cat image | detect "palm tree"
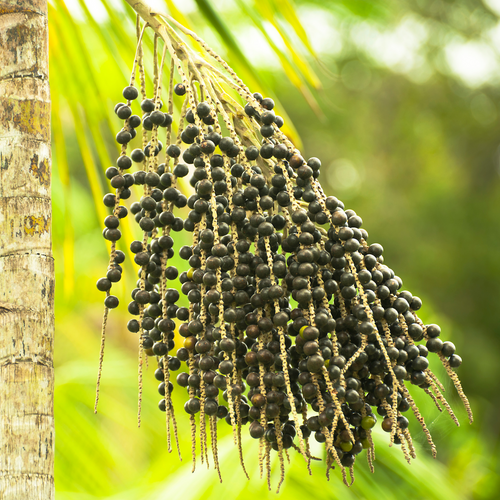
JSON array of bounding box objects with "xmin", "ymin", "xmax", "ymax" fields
[
  {"xmin": 0, "ymin": 1, "xmax": 54, "ymax": 499},
  {"xmin": 4, "ymin": 0, "xmax": 495, "ymax": 498}
]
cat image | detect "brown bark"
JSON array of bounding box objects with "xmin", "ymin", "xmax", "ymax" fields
[{"xmin": 0, "ymin": 0, "xmax": 54, "ymax": 498}]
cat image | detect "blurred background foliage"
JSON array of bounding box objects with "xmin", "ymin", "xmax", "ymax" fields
[{"xmin": 48, "ymin": 0, "xmax": 500, "ymax": 498}]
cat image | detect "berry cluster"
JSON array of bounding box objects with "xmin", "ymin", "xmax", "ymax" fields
[{"xmin": 95, "ymin": 19, "xmax": 472, "ymax": 490}]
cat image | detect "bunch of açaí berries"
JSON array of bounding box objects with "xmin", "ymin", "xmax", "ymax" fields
[{"xmin": 97, "ymin": 73, "xmax": 469, "ymax": 482}]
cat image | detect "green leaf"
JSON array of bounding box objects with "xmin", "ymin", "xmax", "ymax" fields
[
  {"xmin": 272, "ymin": 0, "xmax": 318, "ymax": 58},
  {"xmin": 235, "ymin": 0, "xmax": 325, "ymax": 119},
  {"xmin": 252, "ymin": 0, "xmax": 322, "ymax": 90}
]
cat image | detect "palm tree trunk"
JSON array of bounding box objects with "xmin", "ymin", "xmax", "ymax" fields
[{"xmin": 0, "ymin": 1, "xmax": 54, "ymax": 498}]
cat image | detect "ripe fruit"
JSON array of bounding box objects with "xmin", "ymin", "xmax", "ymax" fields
[{"xmin": 95, "ymin": 14, "xmax": 472, "ymax": 492}]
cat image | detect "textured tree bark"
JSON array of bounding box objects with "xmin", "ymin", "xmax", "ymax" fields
[{"xmin": 0, "ymin": 1, "xmax": 54, "ymax": 499}]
